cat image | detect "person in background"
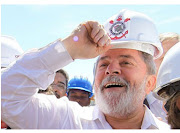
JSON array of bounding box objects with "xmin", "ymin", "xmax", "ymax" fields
[
  {"xmin": 38, "ymin": 86, "xmax": 54, "ymax": 95},
  {"xmin": 50, "ymin": 69, "xmax": 69, "ymax": 98},
  {"xmin": 1, "ymin": 9, "xmax": 169, "ymax": 129},
  {"xmin": 155, "ymin": 32, "xmax": 179, "ymax": 71},
  {"xmin": 1, "ymin": 35, "xmax": 24, "ymax": 129},
  {"xmin": 67, "ymin": 77, "xmax": 93, "ymax": 106},
  {"xmin": 154, "ymin": 42, "xmax": 180, "ymax": 129},
  {"xmin": 144, "ymin": 32, "xmax": 180, "ymax": 122}
]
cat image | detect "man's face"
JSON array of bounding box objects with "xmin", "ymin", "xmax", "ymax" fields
[
  {"xmin": 155, "ymin": 38, "xmax": 178, "ymax": 73},
  {"xmin": 51, "ymin": 73, "xmax": 67, "ymax": 98},
  {"xmin": 94, "ymin": 49, "xmax": 148, "ymax": 117},
  {"xmin": 68, "ymin": 89, "xmax": 90, "ymax": 107}
]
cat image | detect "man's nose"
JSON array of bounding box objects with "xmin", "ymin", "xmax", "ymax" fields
[{"xmin": 105, "ymin": 61, "xmax": 121, "ymax": 75}]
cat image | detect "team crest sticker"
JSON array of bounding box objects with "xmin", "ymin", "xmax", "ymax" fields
[
  {"xmin": 108, "ymin": 16, "xmax": 131, "ymax": 40},
  {"xmin": 110, "ymin": 21, "xmax": 125, "ymax": 36}
]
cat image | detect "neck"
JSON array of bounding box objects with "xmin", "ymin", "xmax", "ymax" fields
[{"xmin": 104, "ymin": 106, "xmax": 145, "ymax": 129}]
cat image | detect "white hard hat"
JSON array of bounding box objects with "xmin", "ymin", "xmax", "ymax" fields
[
  {"xmin": 1, "ymin": 35, "xmax": 24, "ymax": 68},
  {"xmin": 153, "ymin": 42, "xmax": 180, "ymax": 101},
  {"xmin": 104, "ymin": 9, "xmax": 163, "ymax": 59}
]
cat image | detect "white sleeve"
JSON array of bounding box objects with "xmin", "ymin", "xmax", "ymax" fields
[{"xmin": 1, "ymin": 40, "xmax": 74, "ymax": 129}]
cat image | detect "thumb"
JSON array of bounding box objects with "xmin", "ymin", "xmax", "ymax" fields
[{"xmin": 96, "ymin": 45, "xmax": 113, "ymax": 56}]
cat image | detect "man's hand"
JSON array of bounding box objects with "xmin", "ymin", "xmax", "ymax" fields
[{"xmin": 62, "ymin": 21, "xmax": 112, "ymax": 60}]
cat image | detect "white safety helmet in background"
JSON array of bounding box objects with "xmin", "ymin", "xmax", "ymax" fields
[
  {"xmin": 153, "ymin": 42, "xmax": 180, "ymax": 101},
  {"xmin": 104, "ymin": 9, "xmax": 163, "ymax": 59},
  {"xmin": 1, "ymin": 35, "xmax": 24, "ymax": 68}
]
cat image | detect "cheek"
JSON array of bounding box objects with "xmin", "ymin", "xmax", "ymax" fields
[
  {"xmin": 176, "ymin": 96, "xmax": 180, "ymax": 110},
  {"xmin": 94, "ymin": 70, "xmax": 105, "ymax": 88}
]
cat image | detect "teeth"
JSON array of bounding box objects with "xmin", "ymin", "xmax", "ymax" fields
[{"xmin": 105, "ymin": 83, "xmax": 124, "ymax": 88}]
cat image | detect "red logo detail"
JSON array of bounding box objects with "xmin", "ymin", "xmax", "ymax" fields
[
  {"xmin": 109, "ymin": 30, "xmax": 129, "ymax": 40},
  {"xmin": 109, "ymin": 20, "xmax": 114, "ymax": 24},
  {"xmin": 108, "ymin": 17, "xmax": 130, "ymax": 40},
  {"xmin": 124, "ymin": 18, "xmax": 130, "ymax": 22},
  {"xmin": 117, "ymin": 16, "xmax": 122, "ymax": 21}
]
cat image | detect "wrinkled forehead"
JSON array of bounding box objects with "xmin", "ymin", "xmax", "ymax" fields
[{"xmin": 99, "ymin": 48, "xmax": 141, "ymax": 61}]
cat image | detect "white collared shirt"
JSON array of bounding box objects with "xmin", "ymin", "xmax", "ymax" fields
[
  {"xmin": 146, "ymin": 92, "xmax": 167, "ymax": 122},
  {"xmin": 1, "ymin": 40, "xmax": 170, "ymax": 129}
]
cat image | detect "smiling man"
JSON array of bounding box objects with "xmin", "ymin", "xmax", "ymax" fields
[{"xmin": 1, "ymin": 9, "xmax": 169, "ymax": 129}]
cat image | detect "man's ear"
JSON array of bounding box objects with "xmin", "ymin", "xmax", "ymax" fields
[{"xmin": 145, "ymin": 75, "xmax": 156, "ymax": 95}]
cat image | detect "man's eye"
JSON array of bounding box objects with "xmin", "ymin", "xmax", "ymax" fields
[
  {"xmin": 121, "ymin": 61, "xmax": 131, "ymax": 65},
  {"xmin": 99, "ymin": 64, "xmax": 108, "ymax": 67}
]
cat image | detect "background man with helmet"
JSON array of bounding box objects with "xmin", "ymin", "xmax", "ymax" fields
[
  {"xmin": 67, "ymin": 77, "xmax": 93, "ymax": 106},
  {"xmin": 154, "ymin": 42, "xmax": 180, "ymax": 129},
  {"xmin": 1, "ymin": 9, "xmax": 169, "ymax": 129},
  {"xmin": 144, "ymin": 32, "xmax": 180, "ymax": 122},
  {"xmin": 1, "ymin": 35, "xmax": 24, "ymax": 129}
]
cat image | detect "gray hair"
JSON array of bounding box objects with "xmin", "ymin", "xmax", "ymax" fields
[{"xmin": 139, "ymin": 51, "xmax": 156, "ymax": 75}]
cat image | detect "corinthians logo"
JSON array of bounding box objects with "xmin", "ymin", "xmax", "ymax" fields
[
  {"xmin": 110, "ymin": 22, "xmax": 125, "ymax": 36},
  {"xmin": 108, "ymin": 16, "xmax": 130, "ymax": 40}
]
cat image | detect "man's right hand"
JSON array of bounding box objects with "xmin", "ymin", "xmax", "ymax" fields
[{"xmin": 62, "ymin": 21, "xmax": 112, "ymax": 60}]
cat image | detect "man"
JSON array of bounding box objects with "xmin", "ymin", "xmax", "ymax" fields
[
  {"xmin": 154, "ymin": 42, "xmax": 180, "ymax": 129},
  {"xmin": 1, "ymin": 9, "xmax": 169, "ymax": 129},
  {"xmin": 51, "ymin": 69, "xmax": 69, "ymax": 98},
  {"xmin": 145, "ymin": 32, "xmax": 180, "ymax": 122},
  {"xmin": 1, "ymin": 35, "xmax": 24, "ymax": 129},
  {"xmin": 67, "ymin": 77, "xmax": 93, "ymax": 106},
  {"xmin": 155, "ymin": 32, "xmax": 179, "ymax": 71}
]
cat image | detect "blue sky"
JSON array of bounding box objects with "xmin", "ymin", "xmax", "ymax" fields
[{"xmin": 1, "ymin": 4, "xmax": 180, "ymax": 83}]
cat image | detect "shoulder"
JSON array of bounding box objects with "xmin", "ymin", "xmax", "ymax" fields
[{"xmin": 142, "ymin": 105, "xmax": 170, "ymax": 129}]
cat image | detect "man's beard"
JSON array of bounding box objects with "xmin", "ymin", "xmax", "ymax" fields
[{"xmin": 95, "ymin": 75, "xmax": 146, "ymax": 117}]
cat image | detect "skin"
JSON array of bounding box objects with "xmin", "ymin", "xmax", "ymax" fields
[
  {"xmin": 155, "ymin": 38, "xmax": 179, "ymax": 74},
  {"xmin": 94, "ymin": 49, "xmax": 156, "ymax": 129},
  {"xmin": 176, "ymin": 96, "xmax": 180, "ymax": 110},
  {"xmin": 68, "ymin": 89, "xmax": 90, "ymax": 107},
  {"xmin": 51, "ymin": 73, "xmax": 67, "ymax": 98}
]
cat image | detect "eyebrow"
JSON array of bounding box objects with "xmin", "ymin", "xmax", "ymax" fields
[
  {"xmin": 57, "ymin": 81, "xmax": 65, "ymax": 85},
  {"xmin": 118, "ymin": 55, "xmax": 137, "ymax": 62},
  {"xmin": 99, "ymin": 54, "xmax": 136, "ymax": 62},
  {"xmin": 99, "ymin": 56, "xmax": 110, "ymax": 61}
]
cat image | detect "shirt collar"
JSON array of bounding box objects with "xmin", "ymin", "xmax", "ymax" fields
[
  {"xmin": 146, "ymin": 92, "xmax": 156, "ymax": 105},
  {"xmin": 141, "ymin": 105, "xmax": 161, "ymax": 129}
]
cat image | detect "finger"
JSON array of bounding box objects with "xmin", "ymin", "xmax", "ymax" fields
[
  {"xmin": 106, "ymin": 38, "xmax": 111, "ymax": 46},
  {"xmin": 97, "ymin": 45, "xmax": 113, "ymax": 55},
  {"xmin": 85, "ymin": 21, "xmax": 100, "ymax": 39},
  {"xmin": 97, "ymin": 35, "xmax": 107, "ymax": 46},
  {"xmin": 83, "ymin": 22, "xmax": 92, "ymax": 37},
  {"xmin": 94, "ymin": 29, "xmax": 105, "ymax": 44},
  {"xmin": 97, "ymin": 34, "xmax": 111, "ymax": 47}
]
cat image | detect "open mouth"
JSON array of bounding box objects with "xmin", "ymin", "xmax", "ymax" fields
[{"xmin": 104, "ymin": 83, "xmax": 125, "ymax": 89}]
